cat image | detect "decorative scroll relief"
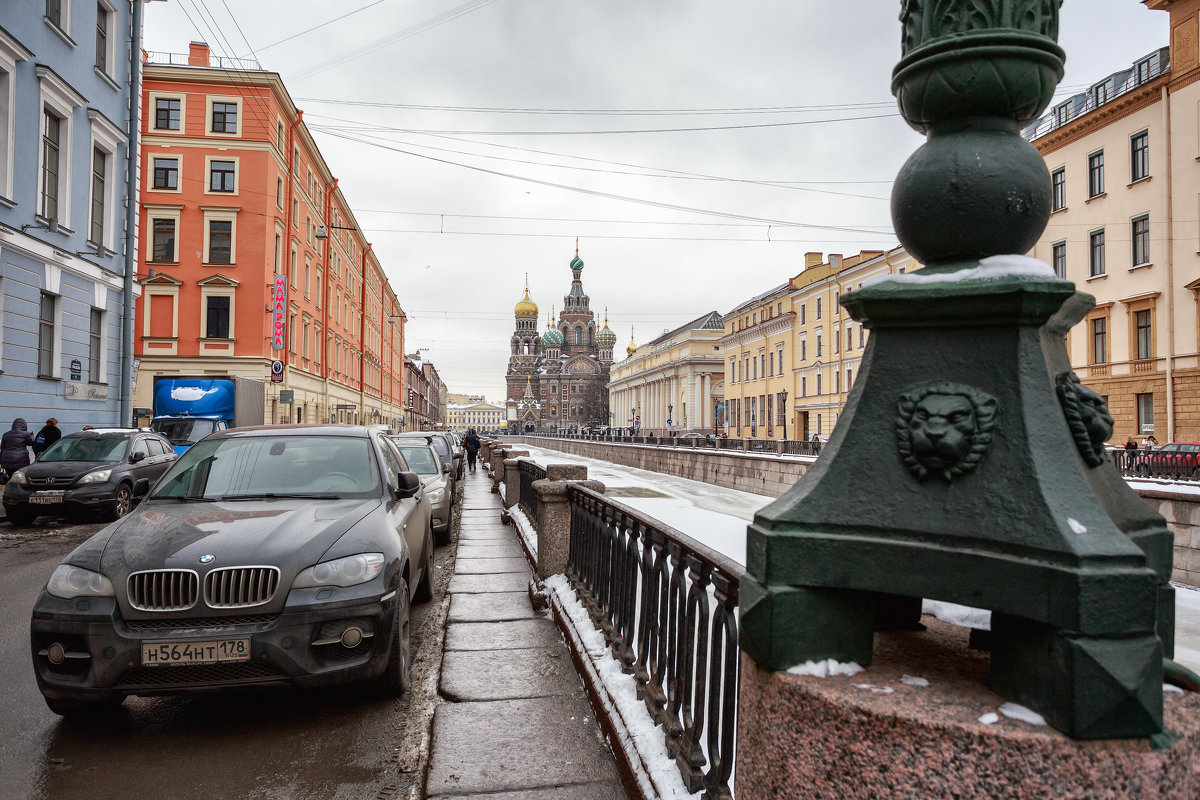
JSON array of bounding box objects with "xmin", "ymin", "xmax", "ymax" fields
[
  {"xmin": 900, "ymin": 0, "xmax": 1061, "ymax": 53},
  {"xmin": 896, "ymin": 381, "xmax": 999, "ymax": 481},
  {"xmin": 1056, "ymin": 372, "xmax": 1113, "ymax": 468}
]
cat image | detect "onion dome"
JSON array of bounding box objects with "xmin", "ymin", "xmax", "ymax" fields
[
  {"xmin": 570, "ymin": 239, "xmax": 584, "ymax": 272},
  {"xmin": 597, "ymin": 310, "xmax": 617, "ymax": 348},
  {"xmin": 514, "ymin": 279, "xmax": 538, "ymax": 317},
  {"xmin": 542, "ymin": 310, "xmax": 564, "ymax": 347},
  {"xmin": 626, "ymin": 326, "xmax": 637, "ymax": 357}
]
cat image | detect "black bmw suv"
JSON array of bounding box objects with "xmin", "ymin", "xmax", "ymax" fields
[{"xmin": 2, "ymin": 428, "xmax": 177, "ymax": 525}]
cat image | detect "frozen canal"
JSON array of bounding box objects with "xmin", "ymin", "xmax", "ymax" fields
[{"xmin": 515, "ymin": 443, "xmax": 1200, "ymax": 675}]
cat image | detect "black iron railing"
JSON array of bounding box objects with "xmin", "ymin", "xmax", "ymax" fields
[
  {"xmin": 1110, "ymin": 449, "xmax": 1200, "ymax": 482},
  {"xmin": 518, "ymin": 459, "xmax": 546, "ymax": 521},
  {"xmin": 567, "ymin": 484, "xmax": 742, "ymax": 800}
]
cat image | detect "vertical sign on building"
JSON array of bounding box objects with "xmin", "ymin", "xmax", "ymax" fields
[{"xmin": 271, "ymin": 275, "xmax": 287, "ymax": 351}]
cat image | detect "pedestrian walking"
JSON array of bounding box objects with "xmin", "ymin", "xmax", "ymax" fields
[
  {"xmin": 1124, "ymin": 437, "xmax": 1138, "ymax": 453},
  {"xmin": 1, "ymin": 418, "xmax": 36, "ymax": 481},
  {"xmin": 465, "ymin": 427, "xmax": 481, "ymax": 471},
  {"xmin": 32, "ymin": 417, "xmax": 61, "ymax": 457},
  {"xmin": 811, "ymin": 433, "xmax": 822, "ymax": 454}
]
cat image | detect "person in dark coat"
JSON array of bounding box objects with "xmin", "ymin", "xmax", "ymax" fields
[
  {"xmin": 32, "ymin": 418, "xmax": 61, "ymax": 457},
  {"xmin": 465, "ymin": 428, "xmax": 481, "ymax": 471},
  {"xmin": 1, "ymin": 418, "xmax": 36, "ymax": 476}
]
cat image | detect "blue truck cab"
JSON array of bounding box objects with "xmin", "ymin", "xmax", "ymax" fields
[{"xmin": 150, "ymin": 376, "xmax": 265, "ymax": 454}]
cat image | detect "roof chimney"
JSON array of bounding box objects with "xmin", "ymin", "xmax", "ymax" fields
[
  {"xmin": 188, "ymin": 41, "xmax": 211, "ymax": 67},
  {"xmin": 829, "ymin": 253, "xmax": 843, "ymax": 270},
  {"xmin": 804, "ymin": 252, "xmax": 823, "ymax": 270}
]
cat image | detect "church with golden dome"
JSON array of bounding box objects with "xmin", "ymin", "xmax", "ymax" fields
[{"xmin": 506, "ymin": 249, "xmax": 616, "ymax": 432}]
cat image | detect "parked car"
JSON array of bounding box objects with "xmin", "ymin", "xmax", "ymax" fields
[
  {"xmin": 1132, "ymin": 441, "xmax": 1200, "ymax": 479},
  {"xmin": 434, "ymin": 431, "xmax": 464, "ymax": 479},
  {"xmin": 30, "ymin": 424, "xmax": 434, "ymax": 716},
  {"xmin": 391, "ymin": 438, "xmax": 453, "ymax": 545},
  {"xmin": 393, "ymin": 432, "xmax": 458, "ymax": 497},
  {"xmin": 3, "ymin": 428, "xmax": 177, "ymax": 526}
]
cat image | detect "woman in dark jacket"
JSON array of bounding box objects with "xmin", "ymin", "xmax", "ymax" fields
[
  {"xmin": 32, "ymin": 418, "xmax": 61, "ymax": 457},
  {"xmin": 1, "ymin": 418, "xmax": 36, "ymax": 476},
  {"xmin": 465, "ymin": 428, "xmax": 481, "ymax": 471}
]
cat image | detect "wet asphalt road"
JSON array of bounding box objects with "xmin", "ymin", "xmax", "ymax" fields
[{"xmin": 0, "ymin": 504, "xmax": 458, "ymax": 800}]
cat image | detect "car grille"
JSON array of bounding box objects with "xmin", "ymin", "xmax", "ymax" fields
[
  {"xmin": 117, "ymin": 661, "xmax": 290, "ymax": 690},
  {"xmin": 205, "ymin": 567, "xmax": 280, "ymax": 608},
  {"xmin": 127, "ymin": 570, "xmax": 199, "ymax": 611},
  {"xmin": 124, "ymin": 614, "xmax": 279, "ymax": 632},
  {"xmin": 27, "ymin": 475, "xmax": 78, "ymax": 488}
]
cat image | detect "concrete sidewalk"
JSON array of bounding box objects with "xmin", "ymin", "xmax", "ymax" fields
[{"xmin": 424, "ymin": 466, "xmax": 629, "ymax": 800}]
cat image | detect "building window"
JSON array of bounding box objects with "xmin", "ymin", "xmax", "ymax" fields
[
  {"xmin": 1131, "ymin": 215, "xmax": 1150, "ymax": 266},
  {"xmin": 816, "ymin": 373, "xmax": 822, "ymax": 396},
  {"xmin": 799, "ymin": 303, "xmax": 805, "ymax": 324},
  {"xmin": 209, "ymin": 159, "xmax": 235, "ymax": 192},
  {"xmin": 1135, "ymin": 309, "xmax": 1152, "ymax": 360},
  {"xmin": 89, "ymin": 146, "xmax": 105, "ymax": 245},
  {"xmin": 1052, "ymin": 241, "xmax": 1066, "ymax": 279},
  {"xmin": 47, "ymin": 0, "xmax": 63, "ymax": 27},
  {"xmin": 800, "ymin": 376, "xmax": 807, "ymax": 397},
  {"xmin": 1087, "ymin": 150, "xmax": 1104, "ymax": 197},
  {"xmin": 154, "ymin": 97, "xmax": 180, "ymax": 130},
  {"xmin": 208, "ymin": 220, "xmax": 232, "ymax": 263},
  {"xmin": 88, "ymin": 308, "xmax": 102, "ymax": 382},
  {"xmin": 1051, "ymin": 167, "xmax": 1065, "ymax": 211},
  {"xmin": 816, "ymin": 332, "xmax": 822, "ymax": 358},
  {"xmin": 1091, "ymin": 317, "xmax": 1107, "ymax": 364},
  {"xmin": 1131, "ymin": 130, "xmax": 1149, "ymax": 182},
  {"xmin": 1089, "ymin": 229, "xmax": 1105, "ymax": 276},
  {"xmin": 1137, "ymin": 393, "xmax": 1154, "ymax": 434},
  {"xmin": 38, "ymin": 292, "xmax": 56, "ymax": 376},
  {"xmin": 816, "ymin": 298, "xmax": 822, "ymax": 319},
  {"xmin": 152, "ymin": 156, "xmax": 177, "ymax": 189},
  {"xmin": 276, "ymin": 120, "xmax": 284, "ymax": 150},
  {"xmin": 205, "ymin": 295, "xmax": 230, "ymax": 338},
  {"xmin": 800, "ymin": 337, "xmax": 806, "ymax": 362},
  {"xmin": 211, "ymin": 101, "xmax": 238, "ymax": 133},
  {"xmin": 95, "ymin": 2, "xmax": 113, "ymax": 75},
  {"xmin": 41, "ymin": 110, "xmax": 61, "ymax": 220},
  {"xmin": 151, "ymin": 218, "xmax": 175, "ymax": 262}
]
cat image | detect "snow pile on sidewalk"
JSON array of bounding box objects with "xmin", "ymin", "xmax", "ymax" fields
[{"xmin": 509, "ymin": 505, "xmax": 538, "ymax": 557}]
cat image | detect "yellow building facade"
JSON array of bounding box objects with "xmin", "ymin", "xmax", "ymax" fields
[
  {"xmin": 446, "ymin": 401, "xmax": 506, "ymax": 433},
  {"xmin": 608, "ymin": 312, "xmax": 726, "ymax": 434},
  {"xmin": 721, "ymin": 248, "xmax": 921, "ymax": 440}
]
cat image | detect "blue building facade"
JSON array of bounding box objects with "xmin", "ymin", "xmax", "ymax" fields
[{"xmin": 0, "ymin": 2, "xmax": 139, "ymax": 431}]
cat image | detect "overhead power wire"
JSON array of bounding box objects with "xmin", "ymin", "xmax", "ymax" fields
[
  {"xmin": 292, "ymin": 97, "xmax": 898, "ymax": 116},
  {"xmin": 251, "ymin": 0, "xmax": 389, "ymax": 54},
  {"xmin": 313, "ymin": 127, "xmax": 893, "ymax": 236},
  {"xmin": 305, "ymin": 119, "xmax": 889, "ymax": 200}
]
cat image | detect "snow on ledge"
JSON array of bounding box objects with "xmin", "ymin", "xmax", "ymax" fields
[
  {"xmin": 509, "ymin": 505, "xmax": 538, "ymax": 557},
  {"xmin": 544, "ymin": 574, "xmax": 702, "ymax": 800},
  {"xmin": 861, "ymin": 255, "xmax": 1054, "ymax": 288},
  {"xmin": 787, "ymin": 659, "xmax": 864, "ymax": 678}
]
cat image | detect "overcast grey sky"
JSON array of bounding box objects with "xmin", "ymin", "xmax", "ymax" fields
[{"xmin": 144, "ymin": 1, "xmax": 1168, "ymax": 402}]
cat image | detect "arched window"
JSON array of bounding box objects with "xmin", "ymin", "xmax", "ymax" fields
[{"xmin": 575, "ymin": 326, "xmax": 583, "ymax": 345}]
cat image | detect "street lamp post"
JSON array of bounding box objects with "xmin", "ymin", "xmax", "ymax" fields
[{"xmin": 667, "ymin": 403, "xmax": 673, "ymax": 434}]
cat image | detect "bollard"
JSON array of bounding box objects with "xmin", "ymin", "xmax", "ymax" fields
[
  {"xmin": 532, "ymin": 464, "xmax": 601, "ymax": 580},
  {"xmin": 502, "ymin": 451, "xmax": 530, "ymax": 509}
]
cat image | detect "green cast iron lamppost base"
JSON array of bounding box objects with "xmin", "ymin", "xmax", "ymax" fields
[{"xmin": 739, "ymin": 0, "xmax": 1176, "ymax": 740}]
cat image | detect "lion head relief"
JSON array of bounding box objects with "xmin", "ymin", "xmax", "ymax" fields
[{"xmin": 896, "ymin": 381, "xmax": 999, "ymax": 481}]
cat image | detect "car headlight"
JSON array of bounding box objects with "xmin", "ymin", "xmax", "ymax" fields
[
  {"xmin": 428, "ymin": 488, "xmax": 446, "ymax": 504},
  {"xmin": 292, "ymin": 553, "xmax": 385, "ymax": 589},
  {"xmin": 78, "ymin": 469, "xmax": 114, "ymax": 484},
  {"xmin": 46, "ymin": 564, "xmax": 115, "ymax": 599},
  {"xmin": 9, "ymin": 469, "xmax": 26, "ymax": 485}
]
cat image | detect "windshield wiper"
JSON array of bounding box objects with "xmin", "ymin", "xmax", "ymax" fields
[{"xmin": 217, "ymin": 493, "xmax": 344, "ymax": 501}]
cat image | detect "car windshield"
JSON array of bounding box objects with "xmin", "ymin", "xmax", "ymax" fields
[
  {"xmin": 150, "ymin": 435, "xmax": 381, "ymax": 500},
  {"xmin": 396, "ymin": 445, "xmax": 439, "ymax": 475},
  {"xmin": 38, "ymin": 435, "xmax": 127, "ymax": 463},
  {"xmin": 151, "ymin": 418, "xmax": 216, "ymax": 446}
]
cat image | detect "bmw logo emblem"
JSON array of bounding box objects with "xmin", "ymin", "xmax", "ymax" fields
[{"xmin": 199, "ymin": 554, "xmax": 216, "ymax": 564}]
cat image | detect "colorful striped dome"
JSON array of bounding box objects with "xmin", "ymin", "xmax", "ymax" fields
[
  {"xmin": 543, "ymin": 327, "xmax": 564, "ymax": 347},
  {"xmin": 597, "ymin": 325, "xmax": 616, "ymax": 348}
]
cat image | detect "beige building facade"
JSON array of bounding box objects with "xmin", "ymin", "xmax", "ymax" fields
[
  {"xmin": 609, "ymin": 312, "xmax": 725, "ymax": 434},
  {"xmin": 446, "ymin": 401, "xmax": 506, "ymax": 433},
  {"xmin": 1025, "ymin": 0, "xmax": 1200, "ymax": 443}
]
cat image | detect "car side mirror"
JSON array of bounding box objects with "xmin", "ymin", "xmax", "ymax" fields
[
  {"xmin": 130, "ymin": 451, "xmax": 146, "ymax": 463},
  {"xmin": 395, "ymin": 470, "xmax": 421, "ymax": 499},
  {"xmin": 442, "ymin": 463, "xmax": 451, "ymax": 474}
]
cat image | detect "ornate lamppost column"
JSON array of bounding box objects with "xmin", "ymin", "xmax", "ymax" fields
[{"xmin": 739, "ymin": 0, "xmax": 1180, "ymax": 740}]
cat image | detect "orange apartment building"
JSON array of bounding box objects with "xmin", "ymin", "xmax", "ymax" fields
[{"xmin": 132, "ymin": 43, "xmax": 408, "ymax": 429}]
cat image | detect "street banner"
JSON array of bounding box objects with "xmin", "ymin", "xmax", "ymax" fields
[{"xmin": 271, "ymin": 275, "xmax": 287, "ymax": 351}]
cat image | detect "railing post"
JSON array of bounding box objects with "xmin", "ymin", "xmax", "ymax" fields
[
  {"xmin": 533, "ymin": 464, "xmax": 603, "ymax": 580},
  {"xmin": 502, "ymin": 451, "xmax": 530, "ymax": 510},
  {"xmin": 489, "ymin": 445, "xmax": 510, "ymax": 493}
]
